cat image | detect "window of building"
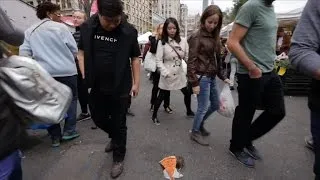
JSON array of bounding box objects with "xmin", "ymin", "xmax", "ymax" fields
[
  {"xmin": 61, "ymin": 0, "xmax": 66, "ymax": 9},
  {"xmin": 67, "ymin": 0, "xmax": 72, "ymax": 8}
]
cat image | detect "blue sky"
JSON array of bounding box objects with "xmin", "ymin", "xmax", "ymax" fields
[{"xmin": 181, "ymin": 0, "xmax": 307, "ymax": 15}]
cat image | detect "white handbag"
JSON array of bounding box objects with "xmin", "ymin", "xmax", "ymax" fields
[
  {"xmin": 0, "ymin": 55, "xmax": 72, "ymax": 124},
  {"xmin": 143, "ymin": 51, "xmax": 157, "ymax": 72}
]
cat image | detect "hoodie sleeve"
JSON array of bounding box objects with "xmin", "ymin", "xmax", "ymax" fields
[
  {"xmin": 0, "ymin": 7, "xmax": 24, "ymax": 46},
  {"xmin": 289, "ymin": 0, "xmax": 320, "ymax": 78}
]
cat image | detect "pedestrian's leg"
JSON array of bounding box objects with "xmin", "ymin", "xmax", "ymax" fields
[
  {"xmin": 202, "ymin": 78, "xmax": 220, "ymax": 121},
  {"xmin": 78, "ymin": 73, "xmax": 89, "ymax": 114},
  {"xmin": 60, "ymin": 76, "xmax": 79, "ymax": 141},
  {"xmin": 110, "ymin": 95, "xmax": 128, "ymax": 178},
  {"xmin": 164, "ymin": 91, "xmax": 171, "ymax": 109},
  {"xmin": 200, "ymin": 78, "xmax": 220, "ymax": 135},
  {"xmin": 230, "ymin": 74, "xmax": 259, "ymax": 152},
  {"xmin": 150, "ymin": 72, "xmax": 160, "ymax": 109},
  {"xmin": 311, "ymin": 111, "xmax": 320, "ymax": 179},
  {"xmin": 152, "ymin": 89, "xmax": 167, "ymax": 124},
  {"xmin": 247, "ymin": 72, "xmax": 285, "ymax": 143},
  {"xmin": 229, "ymin": 74, "xmax": 259, "ymax": 168},
  {"xmin": 181, "ymin": 86, "xmax": 193, "ymax": 115},
  {"xmin": 111, "ymin": 96, "xmax": 129, "ymax": 162},
  {"xmin": 0, "ymin": 150, "xmax": 22, "ymax": 180},
  {"xmin": 89, "ymin": 89, "xmax": 112, "ymax": 135},
  {"xmin": 192, "ymin": 77, "xmax": 210, "ymax": 133},
  {"xmin": 47, "ymin": 124, "xmax": 62, "ymax": 146}
]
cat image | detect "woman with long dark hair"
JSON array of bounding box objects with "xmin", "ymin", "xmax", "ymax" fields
[
  {"xmin": 187, "ymin": 5, "xmax": 231, "ymax": 146},
  {"xmin": 148, "ymin": 23, "xmax": 173, "ymax": 113},
  {"xmin": 151, "ymin": 17, "xmax": 194, "ymax": 125}
]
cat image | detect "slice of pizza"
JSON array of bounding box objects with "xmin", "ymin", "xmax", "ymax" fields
[{"xmin": 159, "ymin": 156, "xmax": 177, "ymax": 179}]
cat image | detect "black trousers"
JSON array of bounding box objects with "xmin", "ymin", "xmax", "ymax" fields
[
  {"xmin": 150, "ymin": 72, "xmax": 170, "ymax": 108},
  {"xmin": 89, "ymin": 89, "xmax": 129, "ymax": 162},
  {"xmin": 152, "ymin": 86, "xmax": 191, "ymax": 118},
  {"xmin": 77, "ymin": 71, "xmax": 89, "ymax": 114},
  {"xmin": 230, "ymin": 72, "xmax": 286, "ymax": 152}
]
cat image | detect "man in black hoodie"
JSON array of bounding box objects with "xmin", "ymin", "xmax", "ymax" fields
[
  {"xmin": 77, "ymin": 0, "xmax": 140, "ymax": 178},
  {"xmin": 0, "ymin": 7, "xmax": 24, "ymax": 180}
]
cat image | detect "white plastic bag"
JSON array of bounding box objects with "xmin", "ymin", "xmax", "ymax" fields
[
  {"xmin": 181, "ymin": 60, "xmax": 187, "ymax": 74},
  {"xmin": 143, "ymin": 52, "xmax": 156, "ymax": 72},
  {"xmin": 218, "ymin": 84, "xmax": 235, "ymax": 118}
]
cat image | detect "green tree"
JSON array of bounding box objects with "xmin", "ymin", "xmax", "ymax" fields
[
  {"xmin": 226, "ymin": 0, "xmax": 248, "ymax": 21},
  {"xmin": 77, "ymin": 0, "xmax": 95, "ymax": 17}
]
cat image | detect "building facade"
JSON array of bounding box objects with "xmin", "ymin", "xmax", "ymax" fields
[
  {"xmin": 122, "ymin": 0, "xmax": 152, "ymax": 34},
  {"xmin": 24, "ymin": 0, "xmax": 152, "ymax": 34},
  {"xmin": 180, "ymin": 4, "xmax": 188, "ymax": 38},
  {"xmin": 187, "ymin": 13, "xmax": 201, "ymax": 37},
  {"xmin": 24, "ymin": 0, "xmax": 80, "ymax": 14},
  {"xmin": 152, "ymin": 12, "xmax": 166, "ymax": 27},
  {"xmin": 153, "ymin": 0, "xmax": 181, "ymax": 22}
]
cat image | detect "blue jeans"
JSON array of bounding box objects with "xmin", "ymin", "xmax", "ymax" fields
[
  {"xmin": 0, "ymin": 150, "xmax": 22, "ymax": 180},
  {"xmin": 192, "ymin": 76, "xmax": 219, "ymax": 132},
  {"xmin": 48, "ymin": 75, "xmax": 78, "ymax": 139}
]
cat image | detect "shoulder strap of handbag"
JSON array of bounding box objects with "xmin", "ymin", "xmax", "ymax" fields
[
  {"xmin": 30, "ymin": 20, "xmax": 50, "ymax": 36},
  {"xmin": 167, "ymin": 42, "xmax": 183, "ymax": 61}
]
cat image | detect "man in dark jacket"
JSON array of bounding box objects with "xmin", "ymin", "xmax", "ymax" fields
[
  {"xmin": 289, "ymin": 0, "xmax": 320, "ymax": 179},
  {"xmin": 77, "ymin": 0, "xmax": 141, "ymax": 178},
  {"xmin": 0, "ymin": 7, "xmax": 24, "ymax": 180}
]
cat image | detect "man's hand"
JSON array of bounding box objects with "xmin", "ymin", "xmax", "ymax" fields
[
  {"xmin": 130, "ymin": 84, "xmax": 139, "ymax": 97},
  {"xmin": 224, "ymin": 79, "xmax": 233, "ymax": 85},
  {"xmin": 192, "ymin": 86, "xmax": 200, "ymax": 95},
  {"xmin": 249, "ymin": 66, "xmax": 262, "ymax": 79},
  {"xmin": 77, "ymin": 50, "xmax": 85, "ymax": 79}
]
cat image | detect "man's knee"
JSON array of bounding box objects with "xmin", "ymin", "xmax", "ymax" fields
[{"xmin": 269, "ymin": 108, "xmax": 286, "ymax": 122}]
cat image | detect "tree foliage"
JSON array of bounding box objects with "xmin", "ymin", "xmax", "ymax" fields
[
  {"xmin": 77, "ymin": 0, "xmax": 95, "ymax": 17},
  {"xmin": 225, "ymin": 0, "xmax": 248, "ymax": 21}
]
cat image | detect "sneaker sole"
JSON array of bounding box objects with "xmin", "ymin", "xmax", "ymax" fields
[
  {"xmin": 62, "ymin": 134, "xmax": 80, "ymax": 141},
  {"xmin": 52, "ymin": 143, "xmax": 60, "ymax": 148},
  {"xmin": 77, "ymin": 117, "xmax": 91, "ymax": 122},
  {"xmin": 228, "ymin": 150, "xmax": 255, "ymax": 168},
  {"xmin": 305, "ymin": 138, "xmax": 315, "ymax": 151},
  {"xmin": 190, "ymin": 136, "xmax": 209, "ymax": 146}
]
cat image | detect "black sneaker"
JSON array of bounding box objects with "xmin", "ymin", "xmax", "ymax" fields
[
  {"xmin": 77, "ymin": 113, "xmax": 91, "ymax": 122},
  {"xmin": 187, "ymin": 111, "xmax": 195, "ymax": 117},
  {"xmin": 229, "ymin": 150, "xmax": 255, "ymax": 168},
  {"xmin": 245, "ymin": 145, "xmax": 262, "ymax": 160},
  {"xmin": 305, "ymin": 136, "xmax": 314, "ymax": 152},
  {"xmin": 152, "ymin": 117, "xmax": 160, "ymax": 125}
]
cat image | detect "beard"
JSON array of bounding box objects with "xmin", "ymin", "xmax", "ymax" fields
[{"xmin": 265, "ymin": 0, "xmax": 275, "ymax": 6}]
